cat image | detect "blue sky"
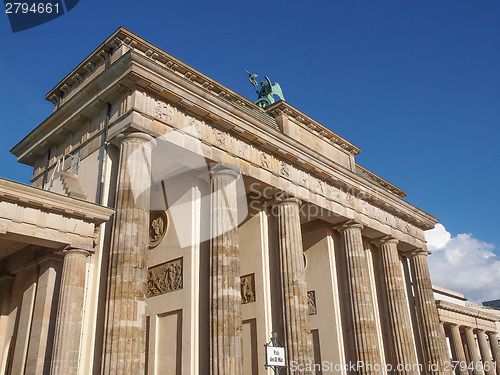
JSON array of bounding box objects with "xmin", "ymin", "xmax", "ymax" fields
[{"xmin": 1, "ymin": 0, "xmax": 499, "ymax": 266}]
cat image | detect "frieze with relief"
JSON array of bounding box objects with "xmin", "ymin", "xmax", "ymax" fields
[
  {"xmin": 147, "ymin": 258, "xmax": 183, "ymax": 297},
  {"xmin": 154, "ymin": 98, "xmax": 175, "ymax": 123},
  {"xmin": 214, "ymin": 129, "xmax": 225, "ymax": 147},
  {"xmin": 137, "ymin": 92, "xmax": 425, "ymax": 242},
  {"xmin": 279, "ymin": 161, "xmax": 290, "ymax": 178},
  {"xmin": 259, "ymin": 151, "xmax": 271, "ymax": 169}
]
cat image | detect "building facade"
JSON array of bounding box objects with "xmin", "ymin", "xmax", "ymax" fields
[
  {"xmin": 434, "ymin": 287, "xmax": 500, "ymax": 375},
  {"xmin": 1, "ymin": 27, "xmax": 499, "ymax": 374}
]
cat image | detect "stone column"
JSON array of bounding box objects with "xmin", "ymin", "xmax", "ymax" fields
[
  {"xmin": 464, "ymin": 327, "xmax": 484, "ymax": 375},
  {"xmin": 339, "ymin": 221, "xmax": 381, "ymax": 374},
  {"xmin": 0, "ymin": 274, "xmax": 15, "ymax": 358},
  {"xmin": 376, "ymin": 237, "xmax": 419, "ymax": 374},
  {"xmin": 26, "ymin": 255, "xmax": 62, "ymax": 375},
  {"xmin": 10, "ymin": 263, "xmax": 38, "ymax": 375},
  {"xmin": 486, "ymin": 332, "xmax": 500, "ymax": 375},
  {"xmin": 449, "ymin": 325, "xmax": 469, "ymax": 375},
  {"xmin": 277, "ymin": 197, "xmax": 314, "ymax": 373},
  {"xmin": 209, "ymin": 164, "xmax": 243, "ymax": 375},
  {"xmin": 408, "ymin": 249, "xmax": 452, "ymax": 374},
  {"xmin": 477, "ymin": 331, "xmax": 495, "ymax": 375},
  {"xmin": 50, "ymin": 249, "xmax": 90, "ymax": 375},
  {"xmin": 103, "ymin": 132, "xmax": 153, "ymax": 374}
]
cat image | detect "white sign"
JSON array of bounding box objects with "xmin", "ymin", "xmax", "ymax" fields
[{"xmin": 266, "ymin": 346, "xmax": 286, "ymax": 367}]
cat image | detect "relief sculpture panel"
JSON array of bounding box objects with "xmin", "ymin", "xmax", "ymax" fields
[
  {"xmin": 308, "ymin": 290, "xmax": 317, "ymax": 315},
  {"xmin": 147, "ymin": 257, "xmax": 183, "ymax": 297},
  {"xmin": 241, "ymin": 274, "xmax": 256, "ymax": 304},
  {"xmin": 149, "ymin": 211, "xmax": 168, "ymax": 249}
]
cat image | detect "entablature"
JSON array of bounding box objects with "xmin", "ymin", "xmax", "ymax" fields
[
  {"xmin": 437, "ymin": 300, "xmax": 499, "ymax": 332},
  {"xmin": 0, "ymin": 178, "xmax": 113, "ymax": 255},
  {"xmin": 266, "ymin": 101, "xmax": 361, "ymax": 157},
  {"xmin": 0, "ymin": 178, "xmax": 113, "ymax": 223},
  {"xmin": 12, "ymin": 33, "xmax": 438, "ymax": 241}
]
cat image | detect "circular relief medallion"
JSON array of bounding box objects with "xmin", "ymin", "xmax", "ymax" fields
[{"xmin": 149, "ymin": 211, "xmax": 168, "ymax": 249}]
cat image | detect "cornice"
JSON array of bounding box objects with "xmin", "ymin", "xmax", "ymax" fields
[
  {"xmin": 0, "ymin": 178, "xmax": 114, "ymax": 224},
  {"xmin": 45, "ymin": 27, "xmax": 261, "ymax": 112},
  {"xmin": 436, "ymin": 300, "xmax": 499, "ymax": 322},
  {"xmin": 266, "ymin": 101, "xmax": 362, "ymax": 156},
  {"xmin": 355, "ymin": 164, "xmax": 407, "ymax": 198},
  {"xmin": 11, "ymin": 50, "xmax": 134, "ymax": 164}
]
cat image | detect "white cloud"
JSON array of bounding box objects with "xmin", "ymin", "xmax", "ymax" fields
[{"xmin": 425, "ymin": 224, "xmax": 500, "ymax": 304}]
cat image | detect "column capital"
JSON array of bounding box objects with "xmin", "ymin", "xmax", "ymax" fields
[
  {"xmin": 109, "ymin": 130, "xmax": 156, "ymax": 148},
  {"xmin": 372, "ymin": 235, "xmax": 399, "ymax": 247},
  {"xmin": 276, "ymin": 195, "xmax": 301, "ymax": 206},
  {"xmin": 209, "ymin": 162, "xmax": 241, "ymax": 181},
  {"xmin": 62, "ymin": 247, "xmax": 92, "ymax": 258},
  {"xmin": 407, "ymin": 248, "xmax": 431, "ymax": 258},
  {"xmin": 36, "ymin": 253, "xmax": 64, "ymax": 268},
  {"xmin": 116, "ymin": 130, "xmax": 155, "ymax": 144},
  {"xmin": 335, "ymin": 219, "xmax": 363, "ymax": 232},
  {"xmin": 268, "ymin": 193, "xmax": 302, "ymax": 208}
]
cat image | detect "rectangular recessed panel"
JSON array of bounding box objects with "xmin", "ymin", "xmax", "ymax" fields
[
  {"xmin": 312, "ymin": 329, "xmax": 323, "ymax": 375},
  {"xmin": 242, "ymin": 319, "xmax": 258, "ymax": 375},
  {"xmin": 156, "ymin": 310, "xmax": 182, "ymax": 375}
]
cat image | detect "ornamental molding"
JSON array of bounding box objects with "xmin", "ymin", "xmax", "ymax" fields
[
  {"xmin": 267, "ymin": 101, "xmax": 362, "ymax": 156},
  {"xmin": 355, "ymin": 165, "xmax": 406, "ymax": 198}
]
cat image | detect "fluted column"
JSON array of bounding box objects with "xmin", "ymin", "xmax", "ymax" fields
[
  {"xmin": 449, "ymin": 325, "xmax": 469, "ymax": 375},
  {"xmin": 477, "ymin": 331, "xmax": 495, "ymax": 375},
  {"xmin": 50, "ymin": 248, "xmax": 90, "ymax": 375},
  {"xmin": 0, "ymin": 274, "xmax": 15, "ymax": 370},
  {"xmin": 464, "ymin": 328, "xmax": 484, "ymax": 375},
  {"xmin": 25, "ymin": 255, "xmax": 62, "ymax": 375},
  {"xmin": 376, "ymin": 237, "xmax": 419, "ymax": 374},
  {"xmin": 486, "ymin": 332, "xmax": 500, "ymax": 375},
  {"xmin": 408, "ymin": 249, "xmax": 452, "ymax": 374},
  {"xmin": 339, "ymin": 221, "xmax": 381, "ymax": 374},
  {"xmin": 277, "ymin": 197, "xmax": 314, "ymax": 373},
  {"xmin": 103, "ymin": 132, "xmax": 153, "ymax": 374},
  {"xmin": 210, "ymin": 164, "xmax": 243, "ymax": 375}
]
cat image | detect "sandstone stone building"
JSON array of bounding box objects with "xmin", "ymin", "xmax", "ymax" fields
[
  {"xmin": 1, "ymin": 27, "xmax": 499, "ymax": 374},
  {"xmin": 434, "ymin": 287, "xmax": 500, "ymax": 375}
]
